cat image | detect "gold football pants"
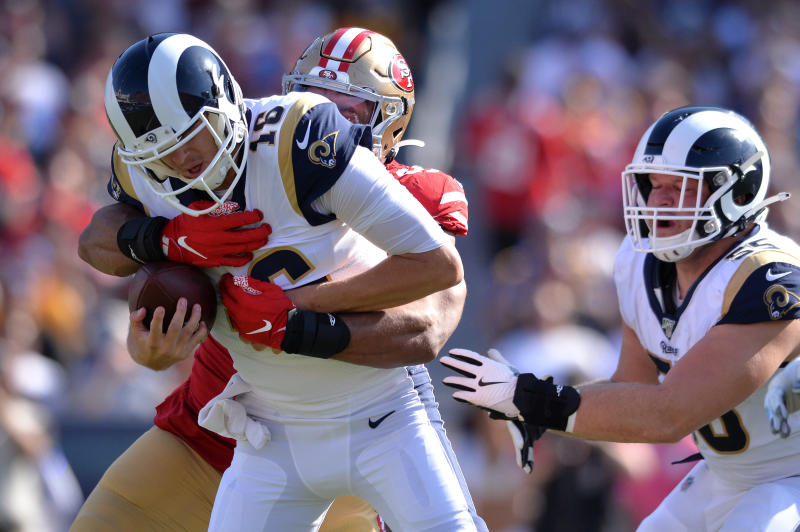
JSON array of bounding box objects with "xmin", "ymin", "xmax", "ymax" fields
[{"xmin": 69, "ymin": 426, "xmax": 381, "ymax": 531}]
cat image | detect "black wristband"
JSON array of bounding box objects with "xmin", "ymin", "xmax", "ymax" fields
[
  {"xmin": 280, "ymin": 309, "xmax": 351, "ymax": 358},
  {"xmin": 513, "ymin": 373, "xmax": 581, "ymax": 431},
  {"xmin": 117, "ymin": 217, "xmax": 169, "ymax": 264}
]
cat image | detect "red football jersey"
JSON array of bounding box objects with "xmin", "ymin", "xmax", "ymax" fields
[
  {"xmin": 385, "ymin": 161, "xmax": 468, "ymax": 236},
  {"xmin": 153, "ymin": 334, "xmax": 236, "ymax": 472},
  {"xmin": 153, "ymin": 161, "xmax": 469, "ymax": 472}
]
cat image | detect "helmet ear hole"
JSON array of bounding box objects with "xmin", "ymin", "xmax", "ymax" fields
[{"xmin": 731, "ymin": 164, "xmax": 762, "ymax": 206}]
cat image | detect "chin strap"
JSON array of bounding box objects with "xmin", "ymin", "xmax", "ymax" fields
[
  {"xmin": 384, "ymin": 139, "xmax": 426, "ymax": 163},
  {"xmin": 746, "ymin": 191, "xmax": 791, "ymax": 218},
  {"xmin": 728, "ymin": 191, "xmax": 791, "ymax": 237},
  {"xmin": 395, "ymin": 139, "xmax": 425, "ymax": 150}
]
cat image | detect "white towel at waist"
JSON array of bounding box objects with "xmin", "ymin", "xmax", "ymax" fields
[{"xmin": 198, "ymin": 373, "xmax": 271, "ymax": 449}]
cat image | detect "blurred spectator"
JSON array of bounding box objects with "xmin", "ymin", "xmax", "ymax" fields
[
  {"xmin": 461, "ymin": 62, "xmax": 552, "ymax": 255},
  {"xmin": 0, "ymin": 276, "xmax": 82, "ymax": 531},
  {"xmin": 0, "ymin": 125, "xmax": 43, "ymax": 251}
]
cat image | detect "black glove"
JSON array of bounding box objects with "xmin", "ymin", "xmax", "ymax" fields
[{"xmin": 490, "ymin": 410, "xmax": 546, "ymax": 474}]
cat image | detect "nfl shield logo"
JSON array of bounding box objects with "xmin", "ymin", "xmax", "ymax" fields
[{"xmin": 661, "ymin": 317, "xmax": 676, "ymax": 339}]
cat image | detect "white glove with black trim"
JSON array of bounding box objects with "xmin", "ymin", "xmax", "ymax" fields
[
  {"xmin": 486, "ymin": 348, "xmax": 545, "ymax": 474},
  {"xmin": 441, "ymin": 348, "xmax": 521, "ymax": 419},
  {"xmin": 442, "ymin": 348, "xmax": 543, "ymax": 473},
  {"xmin": 765, "ymin": 357, "xmax": 800, "ymax": 438},
  {"xmin": 505, "ymin": 419, "xmax": 535, "ymax": 473}
]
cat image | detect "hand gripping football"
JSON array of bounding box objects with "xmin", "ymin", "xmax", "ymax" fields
[{"xmin": 127, "ymin": 261, "xmax": 217, "ymax": 333}]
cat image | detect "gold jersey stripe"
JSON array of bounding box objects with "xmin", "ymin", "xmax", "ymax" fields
[
  {"xmin": 112, "ymin": 146, "xmax": 139, "ymax": 200},
  {"xmin": 111, "ymin": 146, "xmax": 153, "ymax": 216},
  {"xmin": 722, "ymin": 250, "xmax": 800, "ymax": 316},
  {"xmin": 278, "ymin": 93, "xmax": 329, "ymax": 217}
]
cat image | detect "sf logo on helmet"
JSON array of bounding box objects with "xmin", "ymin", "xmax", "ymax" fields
[
  {"xmin": 308, "ymin": 131, "xmax": 338, "ymax": 168},
  {"xmin": 319, "ymin": 69, "xmax": 338, "ymax": 80},
  {"xmin": 389, "ymin": 54, "xmax": 414, "ymax": 92}
]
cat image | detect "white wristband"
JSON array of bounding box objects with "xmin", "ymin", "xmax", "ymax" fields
[{"xmin": 565, "ymin": 411, "xmax": 578, "ymax": 433}]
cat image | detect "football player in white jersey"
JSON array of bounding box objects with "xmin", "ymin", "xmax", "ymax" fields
[
  {"xmin": 96, "ymin": 33, "xmax": 475, "ymax": 532},
  {"xmin": 76, "ymin": 29, "xmax": 484, "ymax": 532},
  {"xmin": 440, "ymin": 106, "xmax": 800, "ymax": 531}
]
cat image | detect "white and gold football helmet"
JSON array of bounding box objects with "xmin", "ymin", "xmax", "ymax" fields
[{"xmin": 282, "ymin": 27, "xmax": 415, "ymax": 162}]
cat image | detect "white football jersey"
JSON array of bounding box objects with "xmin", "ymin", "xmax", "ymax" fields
[
  {"xmin": 615, "ymin": 224, "xmax": 800, "ymax": 488},
  {"xmin": 109, "ymin": 91, "xmax": 448, "ymax": 417}
]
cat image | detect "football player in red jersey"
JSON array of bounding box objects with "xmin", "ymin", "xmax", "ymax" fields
[{"xmin": 74, "ymin": 29, "xmax": 485, "ymax": 532}]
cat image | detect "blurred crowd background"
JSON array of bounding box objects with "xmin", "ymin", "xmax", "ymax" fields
[{"xmin": 1, "ymin": 0, "xmax": 800, "ymax": 530}]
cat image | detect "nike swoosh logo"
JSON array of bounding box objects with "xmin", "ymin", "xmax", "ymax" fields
[
  {"xmin": 478, "ymin": 378, "xmax": 506, "ymax": 387},
  {"xmin": 295, "ymin": 122, "xmax": 311, "ymax": 150},
  {"xmin": 246, "ymin": 320, "xmax": 273, "ymax": 335},
  {"xmin": 177, "ymin": 236, "xmax": 208, "ymax": 259},
  {"xmin": 368, "ymin": 410, "xmax": 395, "ymax": 429},
  {"xmin": 127, "ymin": 245, "xmax": 142, "ymax": 264},
  {"xmin": 766, "ymin": 268, "xmax": 791, "ymax": 282}
]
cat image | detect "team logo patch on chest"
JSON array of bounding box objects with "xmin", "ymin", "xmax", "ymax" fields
[
  {"xmin": 764, "ymin": 284, "xmax": 800, "ymax": 319},
  {"xmin": 309, "ymin": 131, "xmax": 338, "ymax": 168}
]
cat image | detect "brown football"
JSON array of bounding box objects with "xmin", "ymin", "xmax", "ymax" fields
[{"xmin": 127, "ymin": 261, "xmax": 217, "ymax": 333}]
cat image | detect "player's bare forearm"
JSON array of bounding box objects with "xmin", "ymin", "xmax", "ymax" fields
[
  {"xmin": 333, "ymin": 280, "xmax": 467, "ymax": 368},
  {"xmin": 79, "ymin": 203, "xmax": 143, "ymax": 277},
  {"xmin": 571, "ymin": 320, "xmax": 800, "ymax": 443},
  {"xmin": 288, "ymin": 243, "xmax": 464, "ymax": 313}
]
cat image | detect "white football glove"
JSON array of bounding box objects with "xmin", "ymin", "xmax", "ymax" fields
[
  {"xmin": 441, "ymin": 348, "xmax": 521, "ymax": 420},
  {"xmin": 484, "ymin": 348, "xmax": 544, "ymax": 473},
  {"xmin": 765, "ymin": 357, "xmax": 800, "ymax": 438}
]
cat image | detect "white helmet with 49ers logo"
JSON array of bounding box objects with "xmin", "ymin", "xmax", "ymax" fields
[{"xmin": 282, "ymin": 27, "xmax": 415, "ymax": 162}]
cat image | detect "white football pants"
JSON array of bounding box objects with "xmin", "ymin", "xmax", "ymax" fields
[
  {"xmin": 208, "ymin": 385, "xmax": 476, "ymax": 532},
  {"xmin": 638, "ymin": 460, "xmax": 800, "ymax": 531}
]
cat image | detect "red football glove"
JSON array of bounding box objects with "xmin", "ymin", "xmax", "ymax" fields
[
  {"xmin": 161, "ymin": 201, "xmax": 271, "ymax": 267},
  {"xmin": 219, "ymin": 273, "xmax": 295, "ymax": 350}
]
